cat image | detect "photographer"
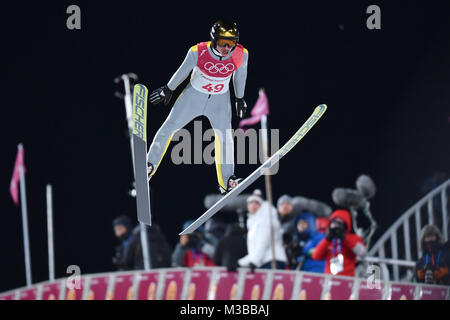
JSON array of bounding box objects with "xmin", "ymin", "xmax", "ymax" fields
[
  {"xmin": 414, "ymin": 225, "xmax": 450, "ymax": 285},
  {"xmin": 312, "ymin": 209, "xmax": 366, "ymax": 276}
]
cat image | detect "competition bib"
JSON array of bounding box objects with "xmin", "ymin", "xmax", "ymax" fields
[{"xmin": 190, "ymin": 41, "xmax": 244, "ymax": 95}]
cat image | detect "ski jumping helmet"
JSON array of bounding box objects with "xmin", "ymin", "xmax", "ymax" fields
[{"xmin": 210, "ymin": 19, "xmax": 239, "ymax": 49}]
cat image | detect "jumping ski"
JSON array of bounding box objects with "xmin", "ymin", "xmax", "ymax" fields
[
  {"xmin": 180, "ymin": 104, "xmax": 327, "ymax": 235},
  {"xmin": 132, "ymin": 84, "xmax": 152, "ymax": 225}
]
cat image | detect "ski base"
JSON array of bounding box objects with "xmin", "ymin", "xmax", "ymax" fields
[
  {"xmin": 180, "ymin": 104, "xmax": 327, "ymax": 235},
  {"xmin": 132, "ymin": 84, "xmax": 152, "ymax": 225}
]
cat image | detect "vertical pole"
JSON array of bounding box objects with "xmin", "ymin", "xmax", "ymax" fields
[
  {"xmin": 46, "ymin": 184, "xmax": 55, "ymax": 281},
  {"xmin": 442, "ymin": 189, "xmax": 448, "ymax": 242},
  {"xmin": 19, "ymin": 163, "xmax": 32, "ymax": 286},
  {"xmin": 261, "ymin": 114, "xmax": 276, "ymax": 270}
]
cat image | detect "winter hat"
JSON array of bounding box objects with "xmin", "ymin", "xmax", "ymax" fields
[
  {"xmin": 113, "ymin": 215, "xmax": 132, "ymax": 230},
  {"xmin": 247, "ymin": 189, "xmax": 264, "ymax": 205},
  {"xmin": 420, "ymin": 224, "xmax": 443, "ymax": 251},
  {"xmin": 277, "ymin": 194, "xmax": 292, "ymax": 207}
]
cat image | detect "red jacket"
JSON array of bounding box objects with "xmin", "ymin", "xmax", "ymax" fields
[
  {"xmin": 312, "ymin": 209, "xmax": 365, "ymax": 276},
  {"xmin": 183, "ymin": 249, "xmax": 216, "ymax": 267}
]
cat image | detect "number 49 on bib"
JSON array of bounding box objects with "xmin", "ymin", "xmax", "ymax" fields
[{"xmin": 202, "ymin": 83, "xmax": 224, "ymax": 93}]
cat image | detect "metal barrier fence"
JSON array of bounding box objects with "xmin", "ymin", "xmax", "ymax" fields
[
  {"xmin": 1, "ymin": 267, "xmax": 448, "ymax": 300},
  {"xmin": 367, "ymin": 179, "xmax": 450, "ymax": 282}
]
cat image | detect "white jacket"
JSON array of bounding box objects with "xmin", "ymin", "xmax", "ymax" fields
[{"xmin": 238, "ymin": 201, "xmax": 287, "ymax": 267}]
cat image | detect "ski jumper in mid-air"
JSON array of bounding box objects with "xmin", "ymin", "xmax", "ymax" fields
[{"xmin": 147, "ymin": 19, "xmax": 249, "ymax": 193}]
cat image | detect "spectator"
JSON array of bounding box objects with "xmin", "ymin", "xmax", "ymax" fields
[
  {"xmin": 172, "ymin": 220, "xmax": 216, "ymax": 267},
  {"xmin": 277, "ymin": 195, "xmax": 299, "ymax": 241},
  {"xmin": 315, "ymin": 217, "xmax": 329, "ymax": 234},
  {"xmin": 112, "ymin": 215, "xmax": 140, "ymax": 271},
  {"xmin": 182, "ymin": 232, "xmax": 216, "ymax": 267},
  {"xmin": 414, "ymin": 225, "xmax": 450, "ymax": 285},
  {"xmin": 312, "ymin": 209, "xmax": 366, "ymax": 276},
  {"xmin": 213, "ymin": 223, "xmax": 247, "ymax": 271},
  {"xmin": 238, "ymin": 190, "xmax": 287, "ymax": 270},
  {"xmin": 172, "ymin": 234, "xmax": 190, "ymax": 267},
  {"xmin": 294, "ymin": 212, "xmax": 325, "ymax": 273},
  {"xmin": 204, "ymin": 218, "xmax": 227, "ymax": 246},
  {"xmin": 132, "ymin": 224, "xmax": 172, "ymax": 269}
]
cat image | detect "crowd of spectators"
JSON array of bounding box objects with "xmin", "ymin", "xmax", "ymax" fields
[
  {"xmin": 111, "ymin": 189, "xmax": 373, "ymax": 278},
  {"xmin": 111, "ymin": 189, "xmax": 450, "ymax": 284}
]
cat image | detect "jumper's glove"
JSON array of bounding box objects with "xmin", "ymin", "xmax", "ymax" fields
[
  {"xmin": 235, "ymin": 98, "xmax": 247, "ymax": 118},
  {"xmin": 149, "ymin": 85, "xmax": 173, "ymax": 106}
]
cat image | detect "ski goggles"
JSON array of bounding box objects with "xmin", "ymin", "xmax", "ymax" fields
[{"xmin": 216, "ymin": 38, "xmax": 237, "ymax": 48}]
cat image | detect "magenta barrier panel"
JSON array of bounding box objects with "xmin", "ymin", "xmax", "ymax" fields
[
  {"xmin": 63, "ymin": 277, "xmax": 86, "ymax": 300},
  {"xmin": 18, "ymin": 287, "xmax": 38, "ymax": 300},
  {"xmin": 270, "ymin": 271, "xmax": 297, "ymax": 300},
  {"xmin": 87, "ymin": 275, "xmax": 111, "ymax": 300},
  {"xmin": 213, "ymin": 270, "xmax": 240, "ymax": 300},
  {"xmin": 241, "ymin": 271, "xmax": 267, "ymax": 300},
  {"xmin": 111, "ymin": 274, "xmax": 135, "ymax": 300},
  {"xmin": 418, "ymin": 285, "xmax": 449, "ymax": 300},
  {"xmin": 2, "ymin": 268, "xmax": 449, "ymax": 300},
  {"xmin": 186, "ymin": 268, "xmax": 213, "ymax": 300},
  {"xmin": 0, "ymin": 292, "xmax": 16, "ymax": 300},
  {"xmin": 389, "ymin": 283, "xmax": 416, "ymax": 300},
  {"xmin": 162, "ymin": 270, "xmax": 186, "ymax": 300},
  {"xmin": 327, "ymin": 277, "xmax": 355, "ymax": 300},
  {"xmin": 41, "ymin": 282, "xmax": 62, "ymax": 300},
  {"xmin": 358, "ymin": 280, "xmax": 384, "ymax": 300},
  {"xmin": 296, "ymin": 274, "xmax": 325, "ymax": 300},
  {"xmin": 136, "ymin": 272, "xmax": 160, "ymax": 300}
]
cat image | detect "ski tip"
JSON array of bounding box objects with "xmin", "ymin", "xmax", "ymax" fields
[{"xmin": 179, "ymin": 229, "xmax": 191, "ymax": 236}]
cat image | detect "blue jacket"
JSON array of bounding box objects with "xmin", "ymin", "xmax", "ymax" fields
[{"xmin": 295, "ymin": 212, "xmax": 326, "ymax": 273}]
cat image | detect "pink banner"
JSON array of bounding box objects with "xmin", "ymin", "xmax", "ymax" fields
[
  {"xmin": 111, "ymin": 274, "xmax": 135, "ymax": 300},
  {"xmin": 270, "ymin": 272, "xmax": 297, "ymax": 300},
  {"xmin": 136, "ymin": 272, "xmax": 160, "ymax": 300},
  {"xmin": 241, "ymin": 271, "xmax": 267, "ymax": 300},
  {"xmin": 297, "ymin": 274, "xmax": 325, "ymax": 300},
  {"xmin": 10, "ymin": 145, "xmax": 25, "ymax": 205},
  {"xmin": 419, "ymin": 286, "xmax": 448, "ymax": 300},
  {"xmin": 18, "ymin": 287, "xmax": 38, "ymax": 300},
  {"xmin": 87, "ymin": 276, "xmax": 110, "ymax": 300},
  {"xmin": 186, "ymin": 269, "xmax": 213, "ymax": 300},
  {"xmin": 238, "ymin": 89, "xmax": 269, "ymax": 129},
  {"xmin": 358, "ymin": 280, "xmax": 384, "ymax": 300},
  {"xmin": 214, "ymin": 270, "xmax": 240, "ymax": 300},
  {"xmin": 327, "ymin": 278, "xmax": 355, "ymax": 300},
  {"xmin": 389, "ymin": 283, "xmax": 416, "ymax": 300},
  {"xmin": 64, "ymin": 277, "xmax": 85, "ymax": 300},
  {"xmin": 42, "ymin": 282, "xmax": 62, "ymax": 300},
  {"xmin": 162, "ymin": 271, "xmax": 186, "ymax": 300}
]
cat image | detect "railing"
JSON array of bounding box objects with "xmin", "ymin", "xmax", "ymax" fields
[
  {"xmin": 366, "ymin": 179, "xmax": 450, "ymax": 282},
  {"xmin": 0, "ymin": 267, "xmax": 448, "ymax": 300}
]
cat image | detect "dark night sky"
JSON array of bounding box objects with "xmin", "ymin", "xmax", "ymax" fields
[{"xmin": 1, "ymin": 1, "xmax": 449, "ymax": 291}]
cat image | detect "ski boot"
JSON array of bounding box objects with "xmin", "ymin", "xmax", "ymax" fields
[
  {"xmin": 219, "ymin": 175, "xmax": 243, "ymax": 194},
  {"xmin": 147, "ymin": 163, "xmax": 154, "ymax": 182}
]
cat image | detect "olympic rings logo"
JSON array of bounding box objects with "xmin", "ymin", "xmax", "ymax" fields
[{"xmin": 204, "ymin": 62, "xmax": 235, "ymax": 74}]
